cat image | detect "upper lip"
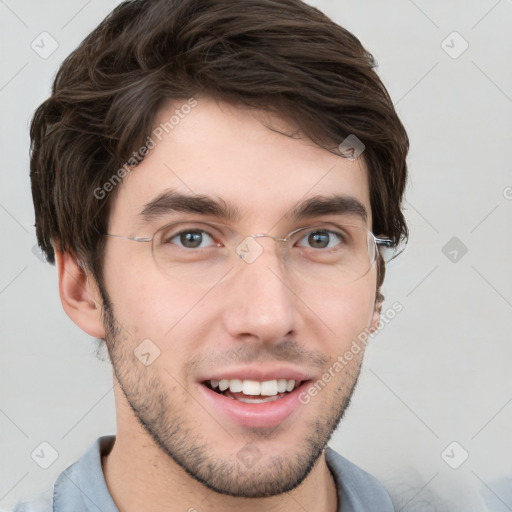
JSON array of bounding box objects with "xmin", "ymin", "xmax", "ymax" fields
[{"xmin": 197, "ymin": 366, "xmax": 315, "ymax": 383}]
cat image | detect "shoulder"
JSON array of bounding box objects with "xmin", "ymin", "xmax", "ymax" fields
[
  {"xmin": 10, "ymin": 460, "xmax": 81, "ymax": 512},
  {"xmin": 10, "ymin": 436, "xmax": 115, "ymax": 512},
  {"xmin": 325, "ymin": 447, "xmax": 395, "ymax": 511},
  {"xmin": 10, "ymin": 485, "xmax": 54, "ymax": 512}
]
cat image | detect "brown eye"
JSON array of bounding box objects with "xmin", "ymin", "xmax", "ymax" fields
[
  {"xmin": 168, "ymin": 230, "xmax": 215, "ymax": 249},
  {"xmin": 307, "ymin": 232, "xmax": 330, "ymax": 248},
  {"xmin": 297, "ymin": 230, "xmax": 342, "ymax": 250}
]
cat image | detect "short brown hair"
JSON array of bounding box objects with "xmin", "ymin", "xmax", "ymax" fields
[{"xmin": 30, "ymin": 0, "xmax": 408, "ymax": 297}]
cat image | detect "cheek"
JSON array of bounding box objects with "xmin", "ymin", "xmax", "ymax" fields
[
  {"xmin": 102, "ymin": 245, "xmax": 221, "ymax": 350},
  {"xmin": 102, "ymin": 247, "xmax": 170, "ymax": 334},
  {"xmin": 311, "ymin": 270, "xmax": 377, "ymax": 344},
  {"xmin": 312, "ymin": 281, "xmax": 374, "ymax": 402}
]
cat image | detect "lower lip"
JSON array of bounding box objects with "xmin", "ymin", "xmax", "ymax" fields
[{"xmin": 197, "ymin": 381, "xmax": 311, "ymax": 428}]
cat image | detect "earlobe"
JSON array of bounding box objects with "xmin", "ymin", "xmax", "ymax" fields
[
  {"xmin": 56, "ymin": 250, "xmax": 106, "ymax": 339},
  {"xmin": 369, "ymin": 290, "xmax": 384, "ymax": 333}
]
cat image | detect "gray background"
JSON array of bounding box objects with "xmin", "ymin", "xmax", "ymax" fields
[{"xmin": 1, "ymin": 1, "xmax": 511, "ymax": 511}]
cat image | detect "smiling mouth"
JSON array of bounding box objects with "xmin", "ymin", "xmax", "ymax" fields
[{"xmin": 203, "ymin": 378, "xmax": 305, "ymax": 404}]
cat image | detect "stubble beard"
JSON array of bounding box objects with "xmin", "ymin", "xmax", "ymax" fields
[{"xmin": 99, "ymin": 295, "xmax": 363, "ymax": 498}]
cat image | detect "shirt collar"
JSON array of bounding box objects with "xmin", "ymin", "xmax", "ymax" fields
[{"xmin": 53, "ymin": 435, "xmax": 118, "ymax": 512}]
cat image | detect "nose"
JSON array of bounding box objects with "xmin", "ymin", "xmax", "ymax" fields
[{"xmin": 222, "ymin": 236, "xmax": 298, "ymax": 345}]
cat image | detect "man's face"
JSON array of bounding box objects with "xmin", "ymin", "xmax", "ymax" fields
[{"xmin": 100, "ymin": 97, "xmax": 379, "ymax": 497}]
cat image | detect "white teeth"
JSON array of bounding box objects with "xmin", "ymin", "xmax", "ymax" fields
[
  {"xmin": 237, "ymin": 395, "xmax": 282, "ymax": 403},
  {"xmin": 260, "ymin": 380, "xmax": 278, "ymax": 396},
  {"xmin": 242, "ymin": 380, "xmax": 261, "ymax": 395},
  {"xmin": 229, "ymin": 379, "xmax": 243, "ymax": 392},
  {"xmin": 209, "ymin": 378, "xmax": 300, "ymax": 396}
]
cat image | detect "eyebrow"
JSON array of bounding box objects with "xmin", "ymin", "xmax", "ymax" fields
[
  {"xmin": 139, "ymin": 190, "xmax": 242, "ymax": 222},
  {"xmin": 139, "ymin": 190, "xmax": 368, "ymax": 224},
  {"xmin": 290, "ymin": 194, "xmax": 367, "ymax": 223}
]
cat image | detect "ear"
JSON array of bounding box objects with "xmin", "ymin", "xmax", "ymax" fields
[
  {"xmin": 369, "ymin": 290, "xmax": 384, "ymax": 334},
  {"xmin": 56, "ymin": 250, "xmax": 106, "ymax": 339}
]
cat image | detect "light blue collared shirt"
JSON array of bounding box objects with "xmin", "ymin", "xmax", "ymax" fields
[{"xmin": 13, "ymin": 435, "xmax": 395, "ymax": 512}]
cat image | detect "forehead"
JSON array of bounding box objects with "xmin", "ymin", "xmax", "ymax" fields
[{"xmin": 108, "ymin": 97, "xmax": 371, "ymax": 231}]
